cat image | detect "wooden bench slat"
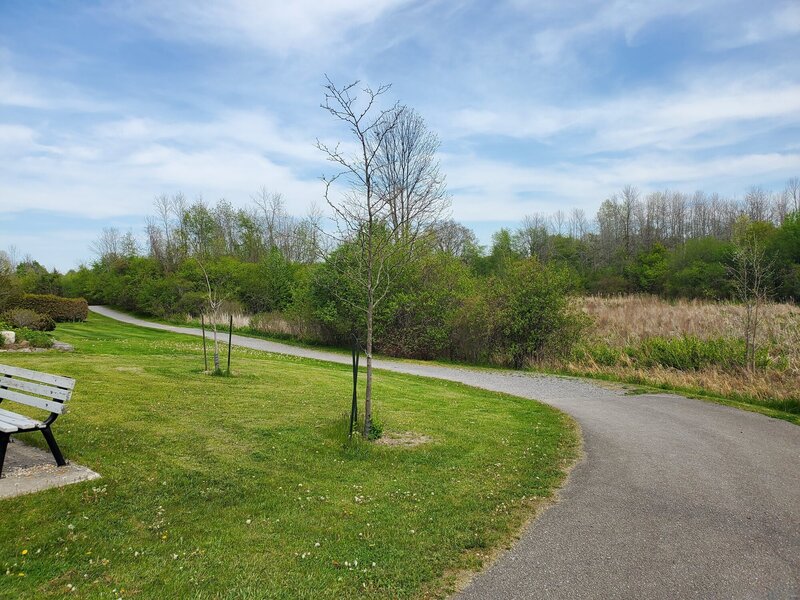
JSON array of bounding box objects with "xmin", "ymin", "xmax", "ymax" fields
[
  {"xmin": 0, "ymin": 420, "xmax": 17, "ymax": 433},
  {"xmin": 0, "ymin": 408, "xmax": 42, "ymax": 430},
  {"xmin": 0, "ymin": 364, "xmax": 75, "ymax": 390},
  {"xmin": 0, "ymin": 387, "xmax": 66, "ymax": 414},
  {"xmin": 0, "ymin": 376, "xmax": 72, "ymax": 401}
]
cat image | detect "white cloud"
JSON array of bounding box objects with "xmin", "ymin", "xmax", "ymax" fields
[
  {"xmin": 94, "ymin": 111, "xmax": 322, "ymax": 163},
  {"xmin": 0, "ymin": 108, "xmax": 331, "ymax": 219},
  {"xmin": 115, "ymin": 0, "xmax": 413, "ymax": 55},
  {"xmin": 448, "ymin": 74, "xmax": 800, "ymax": 154},
  {"xmin": 515, "ymin": 0, "xmax": 711, "ymax": 64},
  {"xmin": 0, "ymin": 53, "xmax": 111, "ymax": 112},
  {"xmin": 710, "ymin": 1, "xmax": 800, "ymax": 49},
  {"xmin": 0, "ymin": 124, "xmax": 38, "ymax": 150},
  {"xmin": 443, "ymin": 150, "xmax": 800, "ymax": 221},
  {"xmin": 1, "ymin": 142, "xmax": 322, "ymax": 218}
]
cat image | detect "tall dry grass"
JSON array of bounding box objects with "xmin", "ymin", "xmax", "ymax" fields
[
  {"xmin": 196, "ymin": 313, "xmax": 251, "ymax": 329},
  {"xmin": 582, "ymin": 295, "xmax": 800, "ymax": 349},
  {"xmin": 191, "ymin": 311, "xmax": 326, "ymax": 343},
  {"xmin": 566, "ymin": 295, "xmax": 800, "ymax": 408}
]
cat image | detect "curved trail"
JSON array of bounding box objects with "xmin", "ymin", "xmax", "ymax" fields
[{"xmin": 90, "ymin": 306, "xmax": 800, "ymax": 599}]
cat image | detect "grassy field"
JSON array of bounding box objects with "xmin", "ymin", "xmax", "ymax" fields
[
  {"xmin": 561, "ymin": 295, "xmax": 800, "ymax": 418},
  {"xmin": 0, "ymin": 314, "xmax": 578, "ymax": 599}
]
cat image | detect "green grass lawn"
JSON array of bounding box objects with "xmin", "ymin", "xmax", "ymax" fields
[{"xmin": 0, "ymin": 315, "xmax": 578, "ymax": 599}]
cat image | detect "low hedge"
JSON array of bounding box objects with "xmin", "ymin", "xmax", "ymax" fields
[
  {"xmin": 16, "ymin": 293, "xmax": 88, "ymax": 322},
  {"xmin": 1, "ymin": 308, "xmax": 56, "ymax": 331}
]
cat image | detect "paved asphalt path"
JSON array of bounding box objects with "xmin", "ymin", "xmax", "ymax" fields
[{"xmin": 90, "ymin": 306, "xmax": 800, "ymax": 599}]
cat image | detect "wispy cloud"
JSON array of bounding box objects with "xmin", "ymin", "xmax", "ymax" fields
[
  {"xmin": 114, "ymin": 0, "xmax": 414, "ymax": 55},
  {"xmin": 0, "ymin": 51, "xmax": 112, "ymax": 112},
  {"xmin": 449, "ymin": 71, "xmax": 800, "ymax": 154},
  {"xmin": 709, "ymin": 1, "xmax": 800, "ymax": 49}
]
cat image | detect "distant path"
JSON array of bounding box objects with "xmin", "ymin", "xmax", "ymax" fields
[{"xmin": 90, "ymin": 306, "xmax": 800, "ymax": 599}]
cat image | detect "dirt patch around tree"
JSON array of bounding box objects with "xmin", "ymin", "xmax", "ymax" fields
[{"xmin": 375, "ymin": 431, "xmax": 433, "ymax": 447}]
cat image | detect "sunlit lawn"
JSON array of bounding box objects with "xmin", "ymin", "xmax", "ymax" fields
[{"xmin": 0, "ymin": 314, "xmax": 577, "ymax": 599}]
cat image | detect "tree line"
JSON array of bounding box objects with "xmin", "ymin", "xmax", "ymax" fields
[
  {"xmin": 1, "ymin": 178, "xmax": 793, "ymax": 352},
  {"xmin": 3, "ymin": 178, "xmax": 798, "ymax": 325},
  {"xmin": 3, "ymin": 179, "xmax": 797, "ymax": 314}
]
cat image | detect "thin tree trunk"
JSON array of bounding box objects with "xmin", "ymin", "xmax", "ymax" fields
[
  {"xmin": 212, "ymin": 324, "xmax": 220, "ymax": 373},
  {"xmin": 364, "ymin": 298, "xmax": 373, "ymax": 438}
]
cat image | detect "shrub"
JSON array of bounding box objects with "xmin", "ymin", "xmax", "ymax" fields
[
  {"xmin": 174, "ymin": 291, "xmax": 207, "ymax": 317},
  {"xmin": 493, "ymin": 259, "xmax": 590, "ymax": 368},
  {"xmin": 14, "ymin": 327, "xmax": 54, "ymax": 348},
  {"xmin": 1, "ymin": 308, "xmax": 56, "ymax": 331},
  {"xmin": 16, "ymin": 293, "xmax": 88, "ymax": 322}
]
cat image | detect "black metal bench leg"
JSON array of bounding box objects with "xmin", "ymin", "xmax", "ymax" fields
[
  {"xmin": 0, "ymin": 433, "xmax": 9, "ymax": 479},
  {"xmin": 42, "ymin": 427, "xmax": 67, "ymax": 467}
]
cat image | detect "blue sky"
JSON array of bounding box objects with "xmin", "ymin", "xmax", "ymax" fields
[{"xmin": 1, "ymin": 0, "xmax": 799, "ymax": 271}]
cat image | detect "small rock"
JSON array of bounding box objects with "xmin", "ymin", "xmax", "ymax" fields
[{"xmin": 1, "ymin": 331, "xmax": 15, "ymax": 346}]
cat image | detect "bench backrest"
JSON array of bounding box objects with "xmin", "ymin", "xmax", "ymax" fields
[{"xmin": 0, "ymin": 364, "xmax": 75, "ymax": 415}]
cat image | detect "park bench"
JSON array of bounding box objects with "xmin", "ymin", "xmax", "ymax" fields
[{"xmin": 0, "ymin": 364, "xmax": 75, "ymax": 478}]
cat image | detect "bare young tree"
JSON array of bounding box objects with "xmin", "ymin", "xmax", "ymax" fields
[
  {"xmin": 772, "ymin": 190, "xmax": 790, "ymax": 225},
  {"xmin": 745, "ymin": 186, "xmax": 769, "ymax": 222},
  {"xmin": 620, "ymin": 185, "xmax": 639, "ymax": 256},
  {"xmin": 316, "ymin": 77, "xmax": 449, "ymax": 438},
  {"xmin": 553, "ymin": 210, "xmax": 566, "ymax": 235},
  {"xmin": 515, "ymin": 213, "xmax": 550, "ymax": 260},
  {"xmin": 569, "ymin": 208, "xmax": 587, "ymax": 240},
  {"xmin": 730, "ymin": 217, "xmax": 773, "ymax": 373},
  {"xmin": 373, "ymin": 106, "xmax": 448, "ymax": 239},
  {"xmin": 91, "ymin": 227, "xmax": 122, "ymax": 262},
  {"xmin": 252, "ymin": 187, "xmax": 285, "ymax": 250},
  {"xmin": 432, "ymin": 219, "xmax": 479, "ymax": 258},
  {"xmin": 154, "ymin": 194, "xmax": 174, "ymax": 269},
  {"xmin": 197, "ymin": 259, "xmax": 225, "ymax": 374},
  {"xmin": 785, "ymin": 177, "xmax": 800, "ymax": 213},
  {"xmin": 5, "ymin": 245, "xmax": 19, "ymax": 270}
]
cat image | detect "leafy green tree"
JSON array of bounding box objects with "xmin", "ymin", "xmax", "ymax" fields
[
  {"xmin": 770, "ymin": 211, "xmax": 800, "ymax": 299},
  {"xmin": 0, "ymin": 252, "xmax": 22, "ymax": 311},
  {"xmin": 16, "ymin": 260, "xmax": 63, "ymax": 295},
  {"xmin": 237, "ymin": 248, "xmax": 295, "ymax": 313},
  {"xmin": 664, "ymin": 238, "xmax": 733, "ymax": 299},
  {"xmin": 475, "ymin": 228, "xmax": 519, "ymax": 276},
  {"xmin": 626, "ymin": 243, "xmax": 668, "ymax": 293}
]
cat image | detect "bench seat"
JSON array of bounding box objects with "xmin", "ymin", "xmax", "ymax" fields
[
  {"xmin": 0, "ymin": 407, "xmax": 45, "ymax": 433},
  {"xmin": 0, "ymin": 363, "xmax": 75, "ymax": 477}
]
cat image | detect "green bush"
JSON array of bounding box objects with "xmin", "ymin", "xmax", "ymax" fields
[
  {"xmin": 16, "ymin": 293, "xmax": 88, "ymax": 322},
  {"xmin": 493, "ymin": 258, "xmax": 589, "ymax": 368},
  {"xmin": 1, "ymin": 308, "xmax": 56, "ymax": 331},
  {"xmin": 14, "ymin": 327, "xmax": 54, "ymax": 348}
]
